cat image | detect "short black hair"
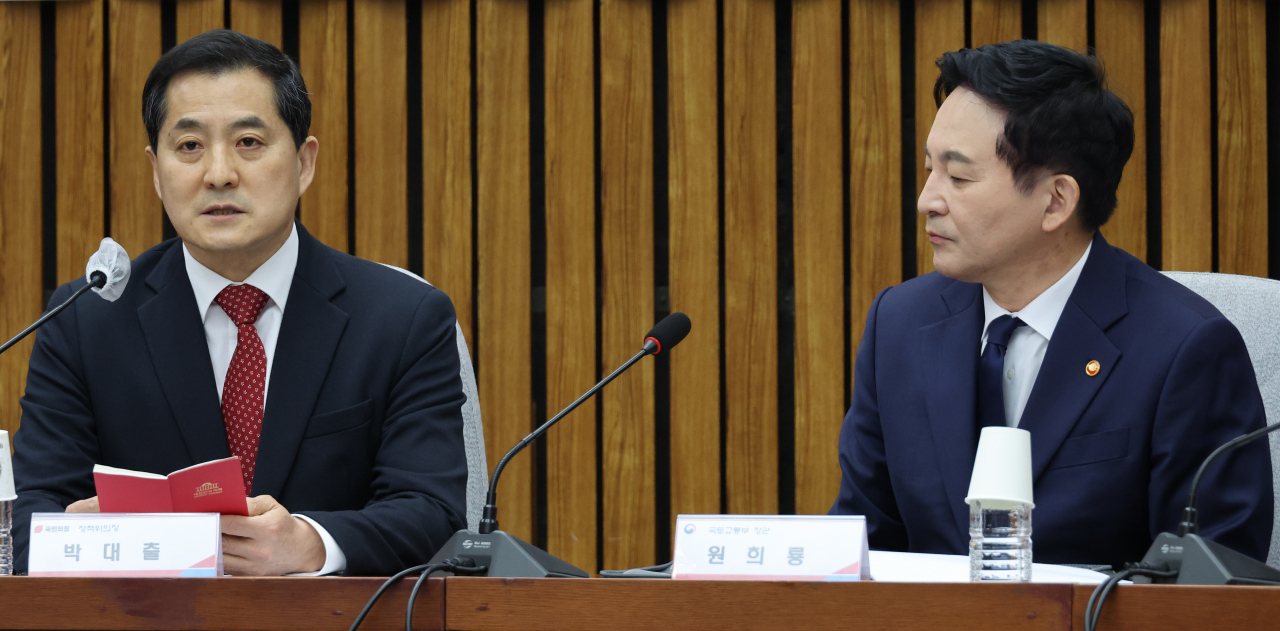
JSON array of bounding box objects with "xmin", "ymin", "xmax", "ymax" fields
[
  {"xmin": 934, "ymin": 40, "xmax": 1134, "ymax": 232},
  {"xmin": 142, "ymin": 29, "xmax": 310, "ymax": 150}
]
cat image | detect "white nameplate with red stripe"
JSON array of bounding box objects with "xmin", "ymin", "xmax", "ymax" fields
[
  {"xmin": 28, "ymin": 513, "xmax": 222, "ymax": 577},
  {"xmin": 672, "ymin": 514, "xmax": 870, "ymax": 581}
]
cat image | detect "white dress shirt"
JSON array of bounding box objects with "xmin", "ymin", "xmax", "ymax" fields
[
  {"xmin": 980, "ymin": 242, "xmax": 1092, "ymax": 428},
  {"xmin": 182, "ymin": 224, "xmax": 347, "ymax": 576}
]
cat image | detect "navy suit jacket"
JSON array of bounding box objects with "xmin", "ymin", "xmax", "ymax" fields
[
  {"xmin": 12, "ymin": 224, "xmax": 468, "ymax": 575},
  {"xmin": 832, "ymin": 232, "xmax": 1273, "ymax": 567}
]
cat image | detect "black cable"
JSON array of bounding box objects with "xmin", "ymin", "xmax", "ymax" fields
[
  {"xmin": 1084, "ymin": 564, "xmax": 1179, "ymax": 631},
  {"xmin": 348, "ymin": 562, "xmax": 450, "ymax": 631},
  {"xmin": 405, "ymin": 560, "xmax": 487, "ymax": 631},
  {"xmin": 1179, "ymin": 419, "xmax": 1280, "ymax": 536}
]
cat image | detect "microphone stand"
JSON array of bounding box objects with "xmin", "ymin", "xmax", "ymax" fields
[
  {"xmin": 0, "ymin": 272, "xmax": 106, "ymax": 356},
  {"xmin": 427, "ymin": 344, "xmax": 658, "ymax": 578}
]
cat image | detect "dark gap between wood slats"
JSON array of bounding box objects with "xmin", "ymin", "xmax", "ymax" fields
[
  {"xmin": 284, "ymin": 0, "xmax": 300, "ymax": 223},
  {"xmin": 346, "ymin": 0, "xmax": 356, "ymax": 255},
  {"xmin": 528, "ymin": 0, "xmax": 548, "ymax": 552},
  {"xmin": 774, "ymin": 0, "xmax": 796, "ymax": 517},
  {"xmin": 592, "ymin": 0, "xmax": 606, "ymax": 571},
  {"xmin": 841, "ymin": 0, "xmax": 852, "ymax": 412},
  {"xmin": 223, "ymin": 0, "xmax": 230, "ymax": 28},
  {"xmin": 1268, "ymin": 0, "xmax": 1280, "ymax": 279},
  {"xmin": 406, "ymin": 0, "xmax": 424, "ymax": 277},
  {"xmin": 900, "ymin": 0, "xmax": 917, "ymax": 281},
  {"xmin": 1021, "ymin": 0, "xmax": 1037, "ymax": 40},
  {"xmin": 651, "ymin": 0, "xmax": 673, "ymax": 564},
  {"xmin": 102, "ymin": 0, "xmax": 112, "ymax": 242},
  {"xmin": 282, "ymin": 0, "xmax": 300, "ymax": 62},
  {"xmin": 41, "ymin": 1, "xmax": 56, "ymax": 309},
  {"xmin": 963, "ymin": 0, "xmax": 972, "ymax": 49},
  {"xmin": 161, "ymin": 1, "xmax": 178, "ymax": 242},
  {"xmin": 715, "ymin": 0, "xmax": 729, "ymax": 516},
  {"xmin": 1208, "ymin": 0, "xmax": 1219, "ymax": 273},
  {"xmin": 469, "ymin": 0, "xmax": 480, "ymax": 343},
  {"xmin": 1143, "ymin": 0, "xmax": 1161, "ymax": 269},
  {"xmin": 1086, "ymin": 0, "xmax": 1095, "ymax": 52}
]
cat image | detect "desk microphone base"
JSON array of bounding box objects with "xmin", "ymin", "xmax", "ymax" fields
[
  {"xmin": 428, "ymin": 529, "xmax": 590, "ymax": 578},
  {"xmin": 1137, "ymin": 532, "xmax": 1280, "ymax": 585}
]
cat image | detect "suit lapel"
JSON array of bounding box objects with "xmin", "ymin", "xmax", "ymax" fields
[
  {"xmin": 137, "ymin": 245, "xmax": 230, "ymax": 466},
  {"xmin": 919, "ymin": 279, "xmax": 984, "ymax": 535},
  {"xmin": 251, "ymin": 226, "xmax": 349, "ymax": 499},
  {"xmin": 1019, "ymin": 232, "xmax": 1128, "ymax": 481}
]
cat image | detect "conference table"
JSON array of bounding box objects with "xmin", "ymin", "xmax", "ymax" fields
[{"xmin": 2, "ymin": 576, "xmax": 1279, "ymax": 630}]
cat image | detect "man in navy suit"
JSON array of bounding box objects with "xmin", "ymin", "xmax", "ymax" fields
[
  {"xmin": 12, "ymin": 30, "xmax": 467, "ymax": 576},
  {"xmin": 832, "ymin": 40, "xmax": 1273, "ymax": 567}
]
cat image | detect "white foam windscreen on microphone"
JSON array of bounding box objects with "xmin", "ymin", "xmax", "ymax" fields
[{"xmin": 85, "ymin": 237, "xmax": 131, "ymax": 302}]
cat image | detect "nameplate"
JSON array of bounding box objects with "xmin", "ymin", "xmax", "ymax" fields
[
  {"xmin": 672, "ymin": 514, "xmax": 871, "ymax": 581},
  {"xmin": 28, "ymin": 513, "xmax": 222, "ymax": 577}
]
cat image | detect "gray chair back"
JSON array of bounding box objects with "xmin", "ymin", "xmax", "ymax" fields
[
  {"xmin": 379, "ymin": 264, "xmax": 488, "ymax": 532},
  {"xmin": 1164, "ymin": 271, "xmax": 1280, "ymax": 567}
]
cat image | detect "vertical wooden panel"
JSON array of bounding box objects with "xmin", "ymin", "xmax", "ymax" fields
[
  {"xmin": 0, "ymin": 2, "xmax": 43, "ymax": 440},
  {"xmin": 299, "ymin": 0, "xmax": 349, "ymax": 253},
  {"xmin": 970, "ymin": 0, "xmax": 1021, "ymax": 48},
  {"xmin": 544, "ymin": 0, "xmax": 597, "ymax": 574},
  {"xmin": 353, "ymin": 0, "xmax": 407, "ymax": 267},
  {"xmin": 422, "ymin": 0, "xmax": 472, "ymax": 342},
  {"xmin": 476, "ymin": 0, "xmax": 532, "ymax": 543},
  {"xmin": 176, "ymin": 0, "xmax": 222, "ymax": 44},
  {"xmin": 1038, "ymin": 0, "xmax": 1087, "ymax": 52},
  {"xmin": 792, "ymin": 0, "xmax": 843, "ymax": 515},
  {"xmin": 845, "ymin": 0, "xmax": 901, "ymax": 500},
  {"xmin": 56, "ymin": 1, "xmax": 106, "ymax": 285},
  {"xmin": 914, "ymin": 0, "xmax": 964, "ymax": 276},
  {"xmin": 230, "ymin": 0, "xmax": 283, "ymax": 48},
  {"xmin": 600, "ymin": 0, "xmax": 655, "ymax": 570},
  {"xmin": 1094, "ymin": 0, "xmax": 1146, "ymax": 261},
  {"xmin": 667, "ymin": 0, "xmax": 721, "ymax": 527},
  {"xmin": 723, "ymin": 0, "xmax": 777, "ymax": 516},
  {"xmin": 109, "ymin": 0, "xmax": 163, "ymax": 259},
  {"xmin": 1216, "ymin": 0, "xmax": 1267, "ymax": 277},
  {"xmin": 1160, "ymin": 0, "xmax": 1212, "ymax": 271}
]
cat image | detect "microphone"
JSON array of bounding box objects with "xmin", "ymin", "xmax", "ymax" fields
[
  {"xmin": 1134, "ymin": 419, "xmax": 1280, "ymax": 585},
  {"xmin": 429, "ymin": 312, "xmax": 692, "ymax": 577},
  {"xmin": 0, "ymin": 238, "xmax": 130, "ymax": 356}
]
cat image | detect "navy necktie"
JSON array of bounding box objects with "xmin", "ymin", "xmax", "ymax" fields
[{"xmin": 978, "ymin": 314, "xmax": 1026, "ymax": 429}]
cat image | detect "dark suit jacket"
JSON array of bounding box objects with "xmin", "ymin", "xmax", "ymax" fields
[
  {"xmin": 12, "ymin": 223, "xmax": 468, "ymax": 575},
  {"xmin": 831, "ymin": 232, "xmax": 1273, "ymax": 567}
]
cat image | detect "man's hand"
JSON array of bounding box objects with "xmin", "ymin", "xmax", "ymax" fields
[
  {"xmin": 66, "ymin": 497, "xmax": 100, "ymax": 513},
  {"xmin": 220, "ymin": 495, "xmax": 326, "ymax": 576}
]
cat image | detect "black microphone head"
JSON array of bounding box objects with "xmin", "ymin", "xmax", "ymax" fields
[{"xmin": 644, "ymin": 313, "xmax": 691, "ymax": 355}]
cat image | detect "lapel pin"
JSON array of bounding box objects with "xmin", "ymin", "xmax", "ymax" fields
[{"xmin": 1085, "ymin": 360, "xmax": 1100, "ymax": 377}]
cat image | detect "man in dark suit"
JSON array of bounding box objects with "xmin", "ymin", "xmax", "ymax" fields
[
  {"xmin": 12, "ymin": 30, "xmax": 468, "ymax": 576},
  {"xmin": 832, "ymin": 40, "xmax": 1273, "ymax": 567}
]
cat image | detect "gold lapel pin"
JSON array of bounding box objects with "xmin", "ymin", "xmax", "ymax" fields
[{"xmin": 1085, "ymin": 360, "xmax": 1101, "ymax": 377}]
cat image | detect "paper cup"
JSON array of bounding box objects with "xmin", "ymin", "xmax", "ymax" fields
[
  {"xmin": 965, "ymin": 426, "xmax": 1034, "ymax": 510},
  {"xmin": 0, "ymin": 430, "xmax": 15, "ymax": 502}
]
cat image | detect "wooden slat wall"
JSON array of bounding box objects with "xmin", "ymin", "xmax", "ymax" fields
[
  {"xmin": 0, "ymin": 2, "xmax": 43, "ymax": 444},
  {"xmin": 723, "ymin": 0, "xmax": 777, "ymax": 517},
  {"xmin": 544, "ymin": 0, "xmax": 597, "ymax": 575},
  {"xmin": 2, "ymin": 0, "xmax": 1275, "ymax": 574},
  {"xmin": 792, "ymin": 0, "xmax": 845, "ymax": 517}
]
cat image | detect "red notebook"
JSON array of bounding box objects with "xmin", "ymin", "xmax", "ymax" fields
[{"xmin": 93, "ymin": 456, "xmax": 250, "ymax": 515}]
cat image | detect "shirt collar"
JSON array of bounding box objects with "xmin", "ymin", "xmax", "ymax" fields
[
  {"xmin": 182, "ymin": 223, "xmax": 299, "ymax": 323},
  {"xmin": 982, "ymin": 240, "xmax": 1092, "ymax": 342}
]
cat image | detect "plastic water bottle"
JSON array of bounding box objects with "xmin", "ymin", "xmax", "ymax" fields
[
  {"xmin": 0, "ymin": 499, "xmax": 12, "ymax": 576},
  {"xmin": 969, "ymin": 500, "xmax": 1032, "ymax": 581}
]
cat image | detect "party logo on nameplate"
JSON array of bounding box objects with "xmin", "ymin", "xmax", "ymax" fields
[
  {"xmin": 672, "ymin": 514, "xmax": 871, "ymax": 581},
  {"xmin": 28, "ymin": 513, "xmax": 222, "ymax": 577}
]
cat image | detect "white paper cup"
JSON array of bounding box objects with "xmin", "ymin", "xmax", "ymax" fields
[
  {"xmin": 0, "ymin": 430, "xmax": 15, "ymax": 502},
  {"xmin": 965, "ymin": 426, "xmax": 1034, "ymax": 510}
]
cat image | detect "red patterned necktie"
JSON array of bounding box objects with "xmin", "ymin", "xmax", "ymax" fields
[{"xmin": 214, "ymin": 283, "xmax": 270, "ymax": 496}]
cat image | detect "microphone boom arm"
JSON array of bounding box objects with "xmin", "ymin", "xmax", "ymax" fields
[
  {"xmin": 0, "ymin": 271, "xmax": 106, "ymax": 356},
  {"xmin": 479, "ymin": 347, "xmax": 650, "ymax": 534}
]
